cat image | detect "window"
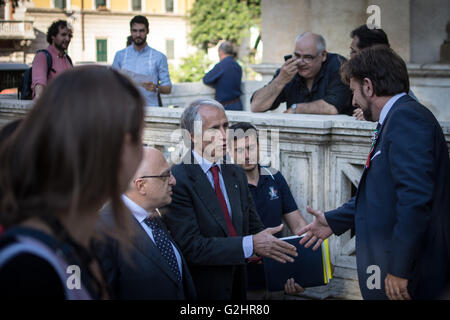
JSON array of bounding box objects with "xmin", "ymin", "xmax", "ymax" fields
[
  {"xmin": 166, "ymin": 39, "xmax": 174, "ymax": 60},
  {"xmin": 165, "ymin": 0, "xmax": 174, "ymax": 13},
  {"xmin": 96, "ymin": 0, "xmax": 106, "ymax": 9},
  {"xmin": 132, "ymin": 0, "xmax": 142, "ymax": 11},
  {"xmin": 54, "ymin": 0, "xmax": 66, "ymax": 9},
  {"xmin": 96, "ymin": 39, "xmax": 107, "ymax": 62}
]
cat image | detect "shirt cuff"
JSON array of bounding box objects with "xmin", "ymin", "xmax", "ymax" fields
[{"xmin": 242, "ymin": 235, "xmax": 254, "ymax": 258}]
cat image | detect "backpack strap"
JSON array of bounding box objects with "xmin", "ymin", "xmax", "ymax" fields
[
  {"xmin": 0, "ymin": 227, "xmax": 98, "ymax": 299},
  {"xmin": 36, "ymin": 49, "xmax": 54, "ymax": 77}
]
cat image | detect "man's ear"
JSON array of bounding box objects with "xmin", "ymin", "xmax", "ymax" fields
[
  {"xmin": 362, "ymin": 77, "xmax": 374, "ymax": 97},
  {"xmin": 321, "ymin": 50, "xmax": 327, "ymax": 62},
  {"xmin": 135, "ymin": 178, "xmax": 146, "ymax": 195}
]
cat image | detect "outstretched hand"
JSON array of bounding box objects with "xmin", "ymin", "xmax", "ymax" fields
[
  {"xmin": 253, "ymin": 224, "xmax": 298, "ymax": 263},
  {"xmin": 297, "ymin": 206, "xmax": 333, "ymax": 251}
]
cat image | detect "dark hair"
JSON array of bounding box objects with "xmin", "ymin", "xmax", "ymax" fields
[
  {"xmin": 229, "ymin": 122, "xmax": 258, "ymax": 143},
  {"xmin": 47, "ymin": 20, "xmax": 70, "ymax": 44},
  {"xmin": 0, "ymin": 119, "xmax": 21, "ymax": 147},
  {"xmin": 340, "ymin": 45, "xmax": 409, "ymax": 96},
  {"xmin": 0, "ymin": 66, "xmax": 144, "ymax": 230},
  {"xmin": 130, "ymin": 15, "xmax": 149, "ymax": 30},
  {"xmin": 350, "ymin": 25, "xmax": 390, "ymax": 50}
]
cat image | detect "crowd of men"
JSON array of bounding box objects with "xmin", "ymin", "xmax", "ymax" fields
[{"xmin": 0, "ymin": 15, "xmax": 449, "ymax": 301}]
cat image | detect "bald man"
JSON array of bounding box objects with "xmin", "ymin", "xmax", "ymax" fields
[
  {"xmin": 94, "ymin": 147, "xmax": 197, "ymax": 300},
  {"xmin": 251, "ymin": 32, "xmax": 352, "ymax": 115}
]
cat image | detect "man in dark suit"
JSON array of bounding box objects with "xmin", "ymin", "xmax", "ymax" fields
[
  {"xmin": 203, "ymin": 41, "xmax": 243, "ymax": 111},
  {"xmin": 164, "ymin": 99, "xmax": 298, "ymax": 300},
  {"xmin": 95, "ymin": 147, "xmax": 197, "ymax": 300},
  {"xmin": 298, "ymin": 46, "xmax": 450, "ymax": 300}
]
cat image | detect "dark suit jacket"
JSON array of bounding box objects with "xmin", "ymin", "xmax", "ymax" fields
[
  {"xmin": 94, "ymin": 204, "xmax": 197, "ymax": 300},
  {"xmin": 163, "ymin": 156, "xmax": 265, "ymax": 300},
  {"xmin": 326, "ymin": 95, "xmax": 450, "ymax": 299}
]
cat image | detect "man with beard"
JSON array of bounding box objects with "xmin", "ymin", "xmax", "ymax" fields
[
  {"xmin": 31, "ymin": 20, "xmax": 73, "ymax": 99},
  {"xmin": 298, "ymin": 46, "xmax": 450, "ymax": 300},
  {"xmin": 229, "ymin": 122, "xmax": 307, "ymax": 299},
  {"xmin": 250, "ymin": 32, "xmax": 352, "ymax": 115},
  {"xmin": 112, "ymin": 15, "xmax": 172, "ymax": 107}
]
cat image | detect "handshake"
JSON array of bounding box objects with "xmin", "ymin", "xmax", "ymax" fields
[
  {"xmin": 252, "ymin": 206, "xmax": 332, "ymax": 263},
  {"xmin": 251, "ymin": 206, "xmax": 332, "ymax": 294}
]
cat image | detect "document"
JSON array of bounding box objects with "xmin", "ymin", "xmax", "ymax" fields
[{"xmin": 263, "ymin": 235, "xmax": 333, "ymax": 291}]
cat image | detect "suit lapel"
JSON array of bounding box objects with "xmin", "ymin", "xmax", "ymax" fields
[
  {"xmin": 186, "ymin": 162, "xmax": 230, "ymax": 236},
  {"xmin": 355, "ymin": 95, "xmax": 408, "ymax": 200},
  {"xmin": 129, "ymin": 216, "xmax": 180, "ymax": 285},
  {"xmin": 221, "ymin": 164, "xmax": 243, "ymax": 235}
]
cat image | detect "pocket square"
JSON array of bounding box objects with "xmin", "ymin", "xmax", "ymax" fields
[{"xmin": 370, "ymin": 150, "xmax": 381, "ymax": 161}]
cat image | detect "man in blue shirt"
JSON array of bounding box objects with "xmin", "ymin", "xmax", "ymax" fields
[
  {"xmin": 112, "ymin": 15, "xmax": 172, "ymax": 107},
  {"xmin": 251, "ymin": 32, "xmax": 352, "ymax": 115},
  {"xmin": 229, "ymin": 122, "xmax": 307, "ymax": 299},
  {"xmin": 203, "ymin": 41, "xmax": 243, "ymax": 111}
]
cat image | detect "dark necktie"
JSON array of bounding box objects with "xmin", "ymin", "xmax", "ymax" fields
[
  {"xmin": 144, "ymin": 216, "xmax": 182, "ymax": 283},
  {"xmin": 365, "ymin": 122, "xmax": 381, "ymax": 169},
  {"xmin": 210, "ymin": 165, "xmax": 237, "ymax": 236}
]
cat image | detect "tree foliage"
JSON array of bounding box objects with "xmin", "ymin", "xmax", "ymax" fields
[
  {"xmin": 189, "ymin": 0, "xmax": 260, "ymax": 51},
  {"xmin": 169, "ymin": 51, "xmax": 212, "ymax": 83}
]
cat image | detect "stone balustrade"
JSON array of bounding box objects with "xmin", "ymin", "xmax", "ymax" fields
[{"xmin": 1, "ymin": 97, "xmax": 449, "ymax": 300}]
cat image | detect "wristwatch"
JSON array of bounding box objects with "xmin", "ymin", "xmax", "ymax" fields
[{"xmin": 290, "ymin": 104, "xmax": 297, "ymax": 112}]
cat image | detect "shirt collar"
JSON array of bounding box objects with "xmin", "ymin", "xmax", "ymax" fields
[
  {"xmin": 379, "ymin": 92, "xmax": 407, "ymax": 125},
  {"xmin": 48, "ymin": 44, "xmax": 66, "ymax": 58},
  {"xmin": 131, "ymin": 43, "xmax": 150, "ymax": 54},
  {"xmin": 121, "ymin": 194, "xmax": 149, "ymax": 223},
  {"xmin": 192, "ymin": 150, "xmax": 222, "ymax": 174}
]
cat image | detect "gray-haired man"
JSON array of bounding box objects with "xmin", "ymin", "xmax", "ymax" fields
[
  {"xmin": 251, "ymin": 32, "xmax": 353, "ymax": 115},
  {"xmin": 203, "ymin": 41, "xmax": 243, "ymax": 111},
  {"xmin": 163, "ymin": 99, "xmax": 298, "ymax": 300}
]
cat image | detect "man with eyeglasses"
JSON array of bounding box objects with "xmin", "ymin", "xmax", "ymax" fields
[
  {"xmin": 250, "ymin": 32, "xmax": 353, "ymax": 115},
  {"xmin": 94, "ymin": 147, "xmax": 197, "ymax": 300}
]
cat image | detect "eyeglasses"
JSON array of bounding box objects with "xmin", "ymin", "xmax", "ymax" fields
[
  {"xmin": 293, "ymin": 53, "xmax": 318, "ymax": 64},
  {"xmin": 138, "ymin": 171, "xmax": 172, "ymax": 182}
]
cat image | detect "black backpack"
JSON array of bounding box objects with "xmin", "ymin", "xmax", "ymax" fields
[{"xmin": 20, "ymin": 50, "xmax": 73, "ymax": 100}]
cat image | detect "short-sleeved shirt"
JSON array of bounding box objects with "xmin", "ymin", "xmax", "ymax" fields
[
  {"xmin": 203, "ymin": 56, "xmax": 242, "ymax": 109},
  {"xmin": 248, "ymin": 166, "xmax": 298, "ymax": 237},
  {"xmin": 31, "ymin": 44, "xmax": 73, "ymax": 97},
  {"xmin": 112, "ymin": 44, "xmax": 172, "ymax": 107},
  {"xmin": 252, "ymin": 53, "xmax": 353, "ymax": 115}
]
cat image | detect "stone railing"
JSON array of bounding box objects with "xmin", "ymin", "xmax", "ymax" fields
[
  {"xmin": 0, "ymin": 20, "xmax": 35, "ymax": 40},
  {"xmin": 1, "ymin": 99, "xmax": 449, "ymax": 300}
]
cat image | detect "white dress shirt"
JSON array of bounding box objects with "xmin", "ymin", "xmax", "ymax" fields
[
  {"xmin": 192, "ymin": 150, "xmax": 254, "ymax": 259},
  {"xmin": 121, "ymin": 195, "xmax": 183, "ymax": 277}
]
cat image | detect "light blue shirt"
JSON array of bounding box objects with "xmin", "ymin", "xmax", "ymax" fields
[
  {"xmin": 379, "ymin": 92, "xmax": 407, "ymax": 125},
  {"xmin": 112, "ymin": 44, "xmax": 172, "ymax": 107},
  {"xmin": 121, "ymin": 195, "xmax": 183, "ymax": 277},
  {"xmin": 192, "ymin": 151, "xmax": 254, "ymax": 259}
]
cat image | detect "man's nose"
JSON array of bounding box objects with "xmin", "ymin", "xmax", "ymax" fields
[{"xmin": 169, "ymin": 174, "xmax": 176, "ymax": 186}]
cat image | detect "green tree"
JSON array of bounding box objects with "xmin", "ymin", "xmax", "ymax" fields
[
  {"xmin": 189, "ymin": 0, "xmax": 260, "ymax": 51},
  {"xmin": 170, "ymin": 51, "xmax": 212, "ymax": 83}
]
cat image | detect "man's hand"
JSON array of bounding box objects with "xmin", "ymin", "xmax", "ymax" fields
[
  {"xmin": 284, "ymin": 278, "xmax": 304, "ymax": 295},
  {"xmin": 353, "ymin": 107, "xmax": 365, "ymax": 120},
  {"xmin": 385, "ymin": 273, "xmax": 411, "ymax": 300},
  {"xmin": 278, "ymin": 57, "xmax": 299, "ymax": 85},
  {"xmin": 141, "ymin": 81, "xmax": 157, "ymax": 92},
  {"xmin": 298, "ymin": 206, "xmax": 333, "ymax": 250},
  {"xmin": 253, "ymin": 224, "xmax": 298, "ymax": 263},
  {"xmin": 284, "ymin": 107, "xmax": 295, "ymax": 114}
]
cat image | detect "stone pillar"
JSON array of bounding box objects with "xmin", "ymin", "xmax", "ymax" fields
[
  {"xmin": 410, "ymin": 0, "xmax": 450, "ymax": 63},
  {"xmin": 440, "ymin": 22, "xmax": 450, "ymax": 63},
  {"xmin": 369, "ymin": 0, "xmax": 410, "ymax": 62}
]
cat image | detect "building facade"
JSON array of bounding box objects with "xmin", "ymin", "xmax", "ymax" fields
[{"xmin": 0, "ymin": 0, "xmax": 196, "ymax": 65}]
